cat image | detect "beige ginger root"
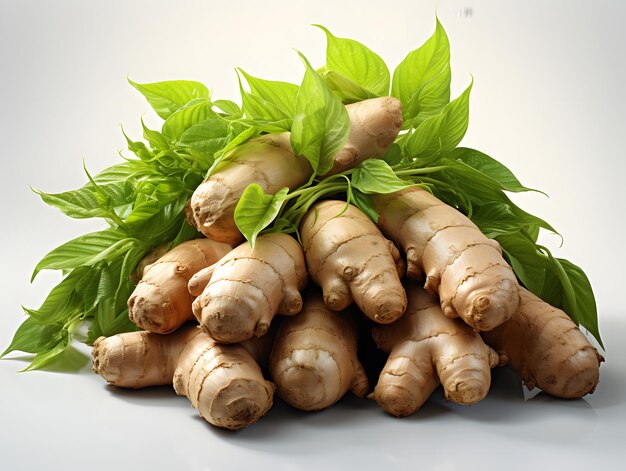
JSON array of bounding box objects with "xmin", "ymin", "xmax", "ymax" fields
[
  {"xmin": 269, "ymin": 291, "xmax": 368, "ymax": 411},
  {"xmin": 321, "ymin": 96, "xmax": 403, "ymax": 176},
  {"xmin": 369, "ymin": 283, "xmax": 498, "ymax": 417},
  {"xmin": 189, "ymin": 97, "xmax": 403, "ymax": 245},
  {"xmin": 188, "ymin": 233, "xmax": 307, "ymax": 343},
  {"xmin": 189, "ymin": 133, "xmax": 312, "ymax": 245},
  {"xmin": 372, "ymin": 187, "xmax": 520, "ymax": 331},
  {"xmin": 300, "ymin": 200, "xmax": 406, "ymax": 323},
  {"xmin": 127, "ymin": 238, "xmax": 232, "ymax": 334},
  {"xmin": 481, "ymin": 288, "xmax": 603, "ymax": 399},
  {"xmin": 92, "ymin": 325, "xmax": 275, "ymax": 430}
]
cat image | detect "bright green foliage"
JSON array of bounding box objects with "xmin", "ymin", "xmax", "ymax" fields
[
  {"xmin": 6, "ymin": 20, "xmax": 601, "ymax": 372},
  {"xmin": 291, "ymin": 52, "xmax": 351, "ymax": 176},
  {"xmin": 315, "ymin": 25, "xmax": 390, "ymax": 102},
  {"xmin": 234, "ymin": 185, "xmax": 290, "ymax": 247},
  {"xmin": 392, "ymin": 19, "xmax": 451, "ymax": 128}
]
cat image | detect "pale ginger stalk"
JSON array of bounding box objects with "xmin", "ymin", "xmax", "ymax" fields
[
  {"xmin": 269, "ymin": 291, "xmax": 368, "ymax": 411},
  {"xmin": 92, "ymin": 325, "xmax": 275, "ymax": 430},
  {"xmin": 189, "ymin": 96, "xmax": 403, "ymax": 245},
  {"xmin": 300, "ymin": 200, "xmax": 406, "ymax": 323},
  {"xmin": 371, "ymin": 187, "xmax": 520, "ymax": 331},
  {"xmin": 481, "ymin": 288, "xmax": 603, "ymax": 399},
  {"xmin": 127, "ymin": 238, "xmax": 232, "ymax": 334},
  {"xmin": 370, "ymin": 283, "xmax": 499, "ymax": 417},
  {"xmin": 188, "ymin": 233, "xmax": 307, "ymax": 343}
]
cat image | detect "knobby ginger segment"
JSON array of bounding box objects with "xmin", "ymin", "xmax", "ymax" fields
[
  {"xmin": 321, "ymin": 96, "xmax": 403, "ymax": 176},
  {"xmin": 372, "ymin": 187, "xmax": 520, "ymax": 331},
  {"xmin": 189, "ymin": 134, "xmax": 312, "ymax": 245},
  {"xmin": 301, "ymin": 200, "xmax": 406, "ymax": 323},
  {"xmin": 189, "ymin": 97, "xmax": 403, "ymax": 245},
  {"xmin": 481, "ymin": 288, "xmax": 603, "ymax": 399},
  {"xmin": 92, "ymin": 325, "xmax": 275, "ymax": 430},
  {"xmin": 370, "ymin": 284, "xmax": 498, "ymax": 417},
  {"xmin": 189, "ymin": 233, "xmax": 308, "ymax": 343},
  {"xmin": 270, "ymin": 292, "xmax": 368, "ymax": 411},
  {"xmin": 127, "ymin": 238, "xmax": 232, "ymax": 334}
]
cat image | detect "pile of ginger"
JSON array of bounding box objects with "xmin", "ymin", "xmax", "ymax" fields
[{"xmin": 93, "ymin": 97, "xmax": 602, "ymax": 430}]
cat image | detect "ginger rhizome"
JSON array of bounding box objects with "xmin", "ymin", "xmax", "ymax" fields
[
  {"xmin": 481, "ymin": 288, "xmax": 603, "ymax": 399},
  {"xmin": 189, "ymin": 97, "xmax": 402, "ymax": 245},
  {"xmin": 369, "ymin": 283, "xmax": 499, "ymax": 417},
  {"xmin": 269, "ymin": 291, "xmax": 368, "ymax": 411},
  {"xmin": 189, "ymin": 134, "xmax": 312, "ymax": 245},
  {"xmin": 321, "ymin": 96, "xmax": 402, "ymax": 176},
  {"xmin": 372, "ymin": 187, "xmax": 520, "ymax": 331},
  {"xmin": 188, "ymin": 233, "xmax": 308, "ymax": 343},
  {"xmin": 301, "ymin": 200, "xmax": 406, "ymax": 323},
  {"xmin": 128, "ymin": 238, "xmax": 232, "ymax": 334},
  {"xmin": 92, "ymin": 325, "xmax": 275, "ymax": 430}
]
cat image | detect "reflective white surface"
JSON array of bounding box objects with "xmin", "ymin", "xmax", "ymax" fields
[{"xmin": 1, "ymin": 1, "xmax": 625, "ymax": 470}]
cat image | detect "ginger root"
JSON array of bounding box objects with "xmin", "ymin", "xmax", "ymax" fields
[
  {"xmin": 301, "ymin": 200, "xmax": 406, "ymax": 323},
  {"xmin": 321, "ymin": 96, "xmax": 402, "ymax": 176},
  {"xmin": 369, "ymin": 283, "xmax": 498, "ymax": 417},
  {"xmin": 189, "ymin": 134, "xmax": 312, "ymax": 245},
  {"xmin": 189, "ymin": 97, "xmax": 402, "ymax": 245},
  {"xmin": 269, "ymin": 291, "xmax": 368, "ymax": 411},
  {"xmin": 92, "ymin": 325, "xmax": 275, "ymax": 430},
  {"xmin": 372, "ymin": 187, "xmax": 520, "ymax": 331},
  {"xmin": 481, "ymin": 288, "xmax": 603, "ymax": 399},
  {"xmin": 127, "ymin": 238, "xmax": 232, "ymax": 334},
  {"xmin": 189, "ymin": 233, "xmax": 307, "ymax": 343}
]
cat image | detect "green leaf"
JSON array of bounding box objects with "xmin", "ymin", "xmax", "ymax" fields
[
  {"xmin": 121, "ymin": 127, "xmax": 153, "ymax": 160},
  {"xmin": 125, "ymin": 180, "xmax": 185, "ymax": 224},
  {"xmin": 541, "ymin": 256, "xmax": 601, "ymax": 346},
  {"xmin": 351, "ymin": 189, "xmax": 379, "ymax": 223},
  {"xmin": 404, "ymin": 81, "xmax": 472, "ymax": 159},
  {"xmin": 25, "ymin": 345, "xmax": 90, "ymax": 373},
  {"xmin": 352, "ymin": 160, "xmax": 414, "ymax": 194},
  {"xmin": 141, "ymin": 118, "xmax": 170, "ymax": 150},
  {"xmin": 448, "ymin": 147, "xmax": 535, "ymax": 193},
  {"xmin": 161, "ymin": 98, "xmax": 214, "ymax": 141},
  {"xmin": 206, "ymin": 127, "xmax": 260, "ymax": 177},
  {"xmin": 128, "ymin": 78, "xmax": 209, "ymax": 119},
  {"xmin": 179, "ymin": 116, "xmax": 230, "ymax": 154},
  {"xmin": 93, "ymin": 161, "xmax": 150, "ymax": 184},
  {"xmin": 24, "ymin": 267, "xmax": 89, "ymax": 324},
  {"xmin": 234, "ymin": 184, "xmax": 289, "ymax": 247},
  {"xmin": 496, "ymin": 231, "xmax": 547, "ymax": 294},
  {"xmin": 2, "ymin": 317, "xmax": 63, "ymax": 356},
  {"xmin": 315, "ymin": 24, "xmax": 390, "ymax": 98},
  {"xmin": 392, "ymin": 19, "xmax": 451, "ymax": 127},
  {"xmin": 239, "ymin": 69, "xmax": 298, "ymax": 117},
  {"xmin": 32, "ymin": 229, "xmax": 132, "ymax": 279},
  {"xmin": 213, "ymin": 99, "xmax": 242, "ymax": 118},
  {"xmin": 291, "ymin": 52, "xmax": 351, "ymax": 176},
  {"xmin": 322, "ymin": 70, "xmax": 378, "ymax": 103},
  {"xmin": 34, "ymin": 181, "xmax": 135, "ymax": 220}
]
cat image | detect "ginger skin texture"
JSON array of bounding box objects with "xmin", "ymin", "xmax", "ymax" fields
[
  {"xmin": 301, "ymin": 200, "xmax": 406, "ymax": 324},
  {"xmin": 190, "ymin": 133, "xmax": 312, "ymax": 245},
  {"xmin": 92, "ymin": 325, "xmax": 275, "ymax": 430},
  {"xmin": 188, "ymin": 233, "xmax": 308, "ymax": 343},
  {"xmin": 321, "ymin": 96, "xmax": 403, "ymax": 176},
  {"xmin": 481, "ymin": 288, "xmax": 603, "ymax": 399},
  {"xmin": 127, "ymin": 238, "xmax": 232, "ymax": 334},
  {"xmin": 269, "ymin": 292, "xmax": 368, "ymax": 411},
  {"xmin": 370, "ymin": 284, "xmax": 498, "ymax": 417},
  {"xmin": 372, "ymin": 187, "xmax": 520, "ymax": 331},
  {"xmin": 189, "ymin": 97, "xmax": 402, "ymax": 245}
]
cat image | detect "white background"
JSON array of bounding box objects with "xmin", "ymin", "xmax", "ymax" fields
[{"xmin": 1, "ymin": 1, "xmax": 625, "ymax": 470}]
